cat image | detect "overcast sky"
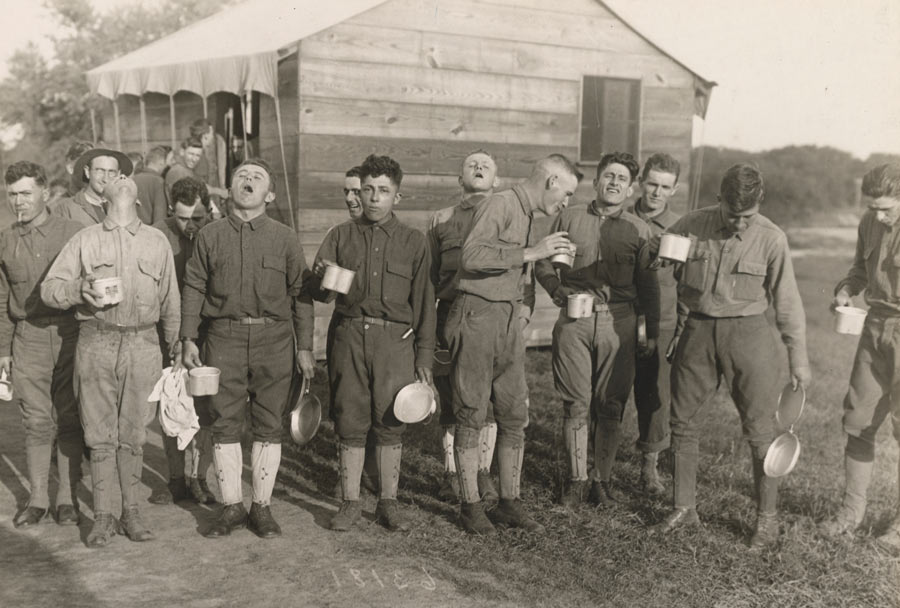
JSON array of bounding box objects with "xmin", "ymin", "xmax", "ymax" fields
[{"xmin": 1, "ymin": 0, "xmax": 898, "ymax": 159}]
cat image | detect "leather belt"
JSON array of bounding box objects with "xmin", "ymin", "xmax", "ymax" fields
[
  {"xmin": 237, "ymin": 317, "xmax": 270, "ymax": 325},
  {"xmin": 83, "ymin": 319, "xmax": 155, "ymax": 333},
  {"xmin": 342, "ymin": 315, "xmax": 403, "ymax": 328},
  {"xmin": 593, "ymin": 302, "xmax": 610, "ymax": 313}
]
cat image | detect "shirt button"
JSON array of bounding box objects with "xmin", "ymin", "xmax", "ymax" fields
[
  {"xmin": 373, "ymin": 271, "xmax": 378, "ymax": 276},
  {"xmin": 723, "ymin": 248, "xmax": 730, "ymax": 253},
  {"xmin": 374, "ymin": 247, "xmax": 379, "ymax": 252}
]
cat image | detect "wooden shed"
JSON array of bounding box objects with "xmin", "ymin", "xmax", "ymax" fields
[{"xmin": 87, "ymin": 0, "xmax": 714, "ymax": 357}]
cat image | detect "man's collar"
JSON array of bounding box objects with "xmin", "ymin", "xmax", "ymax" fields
[
  {"xmin": 511, "ymin": 184, "xmax": 534, "ymax": 218},
  {"xmin": 633, "ymin": 198, "xmax": 677, "ymax": 227},
  {"xmin": 712, "ymin": 207, "xmax": 753, "ymax": 241},
  {"xmin": 227, "ymin": 212, "xmax": 269, "ymax": 231},
  {"xmin": 459, "ymin": 192, "xmax": 490, "ymax": 210},
  {"xmin": 102, "ymin": 215, "xmax": 142, "ymax": 235},
  {"xmin": 589, "ymin": 200, "xmax": 625, "ymax": 219},
  {"xmin": 357, "ymin": 212, "xmax": 399, "ymax": 235},
  {"xmin": 81, "ymin": 187, "xmax": 105, "ymax": 208},
  {"xmin": 16, "ymin": 211, "xmax": 53, "ymax": 236}
]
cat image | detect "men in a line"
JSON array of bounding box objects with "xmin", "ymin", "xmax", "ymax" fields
[
  {"xmin": 42, "ymin": 176, "xmax": 180, "ymax": 548},
  {"xmin": 149, "ymin": 177, "xmax": 215, "ymax": 505},
  {"xmin": 54, "ymin": 148, "xmax": 133, "ymax": 228},
  {"xmin": 134, "ymin": 146, "xmax": 170, "ymax": 226},
  {"xmin": 536, "ymin": 152, "xmax": 659, "ymax": 507},
  {"xmin": 311, "ymin": 154, "xmax": 435, "ymax": 532},
  {"xmin": 651, "ymin": 164, "xmax": 810, "ymax": 547},
  {"xmin": 821, "ymin": 163, "xmax": 900, "ymax": 553},
  {"xmin": 181, "ymin": 158, "xmax": 316, "ymax": 539},
  {"xmin": 450, "ymin": 154, "xmax": 580, "ymax": 534},
  {"xmin": 343, "ymin": 166, "xmax": 363, "ymax": 221},
  {"xmin": 1, "ymin": 161, "xmax": 85, "ymax": 528},
  {"xmin": 428, "ymin": 150, "xmax": 502, "ymax": 502},
  {"xmin": 625, "ymin": 153, "xmax": 682, "ymax": 494}
]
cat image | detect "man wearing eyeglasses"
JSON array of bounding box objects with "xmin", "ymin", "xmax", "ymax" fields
[
  {"xmin": 54, "ymin": 148, "xmax": 133, "ymax": 228},
  {"xmin": 149, "ymin": 176, "xmax": 216, "ymax": 506}
]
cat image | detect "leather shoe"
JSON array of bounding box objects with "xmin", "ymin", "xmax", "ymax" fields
[
  {"xmin": 375, "ymin": 498, "xmax": 412, "ymax": 532},
  {"xmin": 749, "ymin": 512, "xmax": 778, "ymax": 548},
  {"xmin": 650, "ymin": 507, "xmax": 701, "ymax": 534},
  {"xmin": 121, "ymin": 506, "xmax": 156, "ymax": 542},
  {"xmin": 204, "ymin": 503, "xmax": 248, "ymax": 538},
  {"xmin": 330, "ymin": 500, "xmax": 362, "ymax": 531},
  {"xmin": 248, "ymin": 503, "xmax": 282, "ymax": 539},
  {"xmin": 148, "ymin": 477, "xmax": 189, "ymax": 505},
  {"xmin": 56, "ymin": 504, "xmax": 79, "ymax": 526},
  {"xmin": 190, "ymin": 477, "xmax": 216, "ymax": 505},
  {"xmin": 589, "ymin": 480, "xmax": 626, "ymax": 506},
  {"xmin": 13, "ymin": 506, "xmax": 47, "ymax": 528},
  {"xmin": 86, "ymin": 513, "xmax": 120, "ymax": 548}
]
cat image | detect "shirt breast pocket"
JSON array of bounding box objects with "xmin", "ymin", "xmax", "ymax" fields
[
  {"xmin": 384, "ymin": 259, "xmax": 413, "ymax": 303},
  {"xmin": 88, "ymin": 255, "xmax": 116, "ymax": 280},
  {"xmin": 438, "ymin": 237, "xmax": 462, "ymax": 275},
  {"xmin": 136, "ymin": 256, "xmax": 162, "ymax": 310},
  {"xmin": 4, "ymin": 261, "xmax": 28, "ymax": 284},
  {"xmin": 260, "ymin": 254, "xmax": 286, "ymax": 298},
  {"xmin": 732, "ymin": 258, "xmax": 768, "ymax": 301},
  {"xmin": 680, "ymin": 249, "xmax": 710, "ymax": 293},
  {"xmin": 607, "ymin": 252, "xmax": 636, "ymax": 287}
]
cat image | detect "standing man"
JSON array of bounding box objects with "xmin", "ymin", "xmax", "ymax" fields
[
  {"xmin": 429, "ymin": 149, "xmax": 501, "ymax": 503},
  {"xmin": 1, "ymin": 161, "xmax": 84, "ymax": 528},
  {"xmin": 536, "ymin": 152, "xmax": 659, "ymax": 508},
  {"xmin": 134, "ymin": 146, "xmax": 170, "ymax": 226},
  {"xmin": 821, "ymin": 163, "xmax": 900, "ymax": 553},
  {"xmin": 310, "ymin": 154, "xmax": 435, "ymax": 532},
  {"xmin": 62, "ymin": 141, "xmax": 94, "ymax": 197},
  {"xmin": 181, "ymin": 158, "xmax": 316, "ymax": 539},
  {"xmin": 148, "ymin": 177, "xmax": 215, "ymax": 506},
  {"xmin": 651, "ymin": 164, "xmax": 810, "ymax": 548},
  {"xmin": 42, "ymin": 176, "xmax": 180, "ymax": 548},
  {"xmin": 626, "ymin": 153, "xmax": 682, "ymax": 495},
  {"xmin": 191, "ymin": 119, "xmax": 228, "ymax": 199},
  {"xmin": 166, "ymin": 137, "xmax": 228, "ymax": 208},
  {"xmin": 54, "ymin": 148, "xmax": 133, "ymax": 228},
  {"xmin": 449, "ymin": 154, "xmax": 580, "ymax": 534},
  {"xmin": 343, "ymin": 166, "xmax": 363, "ymax": 221}
]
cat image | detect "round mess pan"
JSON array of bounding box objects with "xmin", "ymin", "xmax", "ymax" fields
[
  {"xmin": 289, "ymin": 377, "xmax": 322, "ymax": 445},
  {"xmin": 764, "ymin": 432, "xmax": 801, "ymax": 477},
  {"xmin": 394, "ymin": 382, "xmax": 436, "ymax": 424}
]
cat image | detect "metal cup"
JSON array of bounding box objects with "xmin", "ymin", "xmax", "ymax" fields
[{"xmin": 551, "ymin": 243, "xmax": 577, "ymax": 268}]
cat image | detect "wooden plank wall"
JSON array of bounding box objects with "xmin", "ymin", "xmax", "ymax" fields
[{"xmin": 293, "ymin": 0, "xmax": 697, "ymax": 355}]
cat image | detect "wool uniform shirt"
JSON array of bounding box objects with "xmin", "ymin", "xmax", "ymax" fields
[
  {"xmin": 835, "ymin": 209, "xmax": 900, "ymax": 317},
  {"xmin": 153, "ymin": 216, "xmax": 193, "ymax": 290},
  {"xmin": 180, "ymin": 213, "xmax": 314, "ymax": 350},
  {"xmin": 52, "ymin": 190, "xmax": 105, "ymax": 227},
  {"xmin": 428, "ymin": 192, "xmax": 490, "ymax": 303},
  {"xmin": 311, "ymin": 212, "xmax": 436, "ymax": 369},
  {"xmin": 0, "ymin": 212, "xmax": 83, "ymax": 354},
  {"xmin": 626, "ymin": 199, "xmax": 681, "ymax": 331},
  {"xmin": 535, "ymin": 202, "xmax": 660, "ymax": 339},
  {"xmin": 667, "ymin": 205, "xmax": 808, "ymax": 370},
  {"xmin": 458, "ymin": 185, "xmax": 536, "ymax": 304},
  {"xmin": 134, "ymin": 169, "xmax": 168, "ymax": 226},
  {"xmin": 41, "ymin": 216, "xmax": 181, "ymax": 350}
]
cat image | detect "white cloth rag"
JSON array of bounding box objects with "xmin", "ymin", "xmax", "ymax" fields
[{"xmin": 148, "ymin": 366, "xmax": 199, "ymax": 450}]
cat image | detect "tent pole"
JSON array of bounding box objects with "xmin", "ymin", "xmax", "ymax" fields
[
  {"xmin": 139, "ymin": 96, "xmax": 148, "ymax": 154},
  {"xmin": 89, "ymin": 107, "xmax": 98, "ymax": 145},
  {"xmin": 169, "ymin": 95, "xmax": 177, "ymax": 149},
  {"xmin": 112, "ymin": 98, "xmax": 121, "ymax": 150},
  {"xmin": 273, "ymin": 94, "xmax": 295, "ymax": 231},
  {"xmin": 202, "ymin": 95, "xmax": 208, "ymax": 119},
  {"xmin": 239, "ymin": 94, "xmax": 249, "ymax": 161}
]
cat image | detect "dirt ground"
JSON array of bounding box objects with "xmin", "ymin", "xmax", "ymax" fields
[{"xmin": 0, "ymin": 402, "xmax": 509, "ymax": 608}]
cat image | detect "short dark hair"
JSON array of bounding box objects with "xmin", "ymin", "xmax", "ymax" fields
[
  {"xmin": 170, "ymin": 176, "xmax": 210, "ymax": 209},
  {"xmin": 596, "ymin": 152, "xmax": 640, "ymax": 183},
  {"xmin": 345, "ymin": 166, "xmax": 361, "ymax": 179},
  {"xmin": 190, "ymin": 119, "xmax": 213, "ymax": 138},
  {"xmin": 126, "ymin": 151, "xmax": 143, "ymax": 175},
  {"xmin": 5, "ymin": 161, "xmax": 48, "ymax": 187},
  {"xmin": 641, "ymin": 152, "xmax": 681, "ymax": 182},
  {"xmin": 720, "ymin": 164, "xmax": 765, "ymax": 211},
  {"xmin": 66, "ymin": 141, "xmax": 93, "ymax": 164},
  {"xmin": 144, "ymin": 146, "xmax": 168, "ymax": 167},
  {"xmin": 181, "ymin": 136, "xmax": 203, "ymax": 151},
  {"xmin": 234, "ymin": 158, "xmax": 277, "ymax": 193},
  {"xmin": 862, "ymin": 163, "xmax": 900, "ymax": 199},
  {"xmin": 360, "ymin": 154, "xmax": 403, "ymax": 188}
]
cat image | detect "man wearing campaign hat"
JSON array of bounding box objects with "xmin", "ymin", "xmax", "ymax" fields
[
  {"xmin": 54, "ymin": 148, "xmax": 133, "ymax": 228},
  {"xmin": 42, "ymin": 175, "xmax": 180, "ymax": 548}
]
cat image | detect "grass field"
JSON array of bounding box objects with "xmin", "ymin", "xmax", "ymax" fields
[{"xmin": 283, "ymin": 253, "xmax": 900, "ymax": 608}]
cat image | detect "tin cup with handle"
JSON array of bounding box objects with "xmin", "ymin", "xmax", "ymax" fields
[
  {"xmin": 551, "ymin": 243, "xmax": 577, "ymax": 268},
  {"xmin": 658, "ymin": 234, "xmax": 692, "ymax": 263},
  {"xmin": 322, "ymin": 264, "xmax": 356, "ymax": 295},
  {"xmin": 567, "ymin": 293, "xmax": 594, "ymax": 319},
  {"xmin": 92, "ymin": 277, "xmax": 124, "ymax": 306}
]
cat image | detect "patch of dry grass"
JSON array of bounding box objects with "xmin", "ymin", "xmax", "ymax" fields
[{"xmin": 282, "ymin": 254, "xmax": 900, "ymax": 608}]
